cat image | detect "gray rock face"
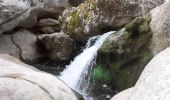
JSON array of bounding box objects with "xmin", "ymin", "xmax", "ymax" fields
[
  {"xmin": 0, "ymin": 34, "xmax": 20, "ymax": 58},
  {"xmin": 128, "ymin": 47, "xmax": 170, "ymax": 100},
  {"xmin": 12, "ymin": 29, "xmax": 44, "ymax": 64},
  {"xmin": 0, "ymin": 0, "xmax": 65, "ymax": 34},
  {"xmin": 38, "ymin": 32, "xmax": 76, "ymax": 61},
  {"xmin": 150, "ymin": 1, "xmax": 170, "ymax": 55},
  {"xmin": 140, "ymin": 0, "xmax": 165, "ymax": 14},
  {"xmin": 0, "ymin": 54, "xmax": 81, "ymax": 100},
  {"xmin": 60, "ymin": 0, "xmax": 164, "ymax": 41}
]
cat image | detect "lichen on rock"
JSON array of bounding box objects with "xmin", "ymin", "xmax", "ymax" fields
[{"xmin": 60, "ymin": 0, "xmax": 144, "ymax": 41}]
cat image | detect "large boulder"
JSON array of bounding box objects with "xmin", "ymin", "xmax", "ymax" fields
[
  {"xmin": 0, "ymin": 0, "xmax": 65, "ymax": 34},
  {"xmin": 128, "ymin": 47, "xmax": 170, "ymax": 100},
  {"xmin": 60, "ymin": 0, "xmax": 164, "ymax": 41},
  {"xmin": 12, "ymin": 29, "xmax": 45, "ymax": 64},
  {"xmin": 150, "ymin": 1, "xmax": 170, "ymax": 55},
  {"xmin": 141, "ymin": 0, "xmax": 165, "ymax": 14},
  {"xmin": 96, "ymin": 16, "xmax": 153, "ymax": 91},
  {"xmin": 38, "ymin": 32, "xmax": 76, "ymax": 61},
  {"xmin": 110, "ymin": 47, "xmax": 170, "ymax": 99},
  {"xmin": 0, "ymin": 54, "xmax": 83, "ymax": 100}
]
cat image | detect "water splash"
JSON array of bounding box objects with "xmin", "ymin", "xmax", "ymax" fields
[{"xmin": 59, "ymin": 31, "xmax": 115, "ymax": 99}]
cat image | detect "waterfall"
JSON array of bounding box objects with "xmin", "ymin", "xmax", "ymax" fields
[{"xmin": 59, "ymin": 31, "xmax": 115, "ymax": 99}]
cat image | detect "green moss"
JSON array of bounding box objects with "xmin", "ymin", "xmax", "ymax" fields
[
  {"xmin": 121, "ymin": 15, "xmax": 152, "ymax": 53},
  {"xmin": 113, "ymin": 68, "xmax": 135, "ymax": 91},
  {"xmin": 91, "ymin": 65, "xmax": 112, "ymax": 84},
  {"xmin": 111, "ymin": 58, "xmax": 125, "ymax": 72},
  {"xmin": 84, "ymin": 12, "xmax": 92, "ymax": 20},
  {"xmin": 68, "ymin": 12, "xmax": 80, "ymax": 33},
  {"xmin": 140, "ymin": 52, "xmax": 153, "ymax": 63},
  {"xmin": 124, "ymin": 15, "xmax": 151, "ymax": 39}
]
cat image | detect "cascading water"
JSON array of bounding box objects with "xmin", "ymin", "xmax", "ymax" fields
[{"xmin": 59, "ymin": 31, "xmax": 115, "ymax": 99}]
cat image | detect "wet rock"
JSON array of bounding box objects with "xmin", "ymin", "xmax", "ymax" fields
[
  {"xmin": 97, "ymin": 16, "xmax": 153, "ymax": 91},
  {"xmin": 0, "ymin": 54, "xmax": 82, "ymax": 100},
  {"xmin": 0, "ymin": 0, "xmax": 65, "ymax": 34},
  {"xmin": 12, "ymin": 29, "xmax": 45, "ymax": 64},
  {"xmin": 38, "ymin": 32, "xmax": 76, "ymax": 61},
  {"xmin": 60, "ymin": 0, "xmax": 164, "ymax": 41}
]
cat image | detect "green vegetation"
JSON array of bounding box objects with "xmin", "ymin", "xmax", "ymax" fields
[
  {"xmin": 140, "ymin": 51, "xmax": 153, "ymax": 63},
  {"xmin": 68, "ymin": 12, "xmax": 80, "ymax": 33},
  {"xmin": 67, "ymin": 0, "xmax": 97, "ymax": 33},
  {"xmin": 124, "ymin": 15, "xmax": 152, "ymax": 39},
  {"xmin": 91, "ymin": 65, "xmax": 112, "ymax": 84},
  {"xmin": 96, "ymin": 15, "xmax": 153, "ymax": 91}
]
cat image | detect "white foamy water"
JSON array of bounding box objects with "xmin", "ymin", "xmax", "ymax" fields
[{"xmin": 59, "ymin": 31, "xmax": 115, "ymax": 90}]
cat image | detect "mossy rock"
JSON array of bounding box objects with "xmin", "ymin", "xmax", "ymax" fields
[
  {"xmin": 60, "ymin": 0, "xmax": 149, "ymax": 42},
  {"xmin": 97, "ymin": 15, "xmax": 153, "ymax": 91},
  {"xmin": 91, "ymin": 65, "xmax": 113, "ymax": 84}
]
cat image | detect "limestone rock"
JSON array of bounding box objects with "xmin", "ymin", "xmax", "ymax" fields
[
  {"xmin": 38, "ymin": 32, "xmax": 76, "ymax": 61},
  {"xmin": 0, "ymin": 54, "xmax": 82, "ymax": 100}
]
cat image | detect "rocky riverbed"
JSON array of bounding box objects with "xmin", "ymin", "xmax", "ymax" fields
[{"xmin": 1, "ymin": 0, "xmax": 170, "ymax": 100}]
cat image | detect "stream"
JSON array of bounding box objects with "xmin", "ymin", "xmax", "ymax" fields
[{"xmin": 59, "ymin": 31, "xmax": 115, "ymax": 100}]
